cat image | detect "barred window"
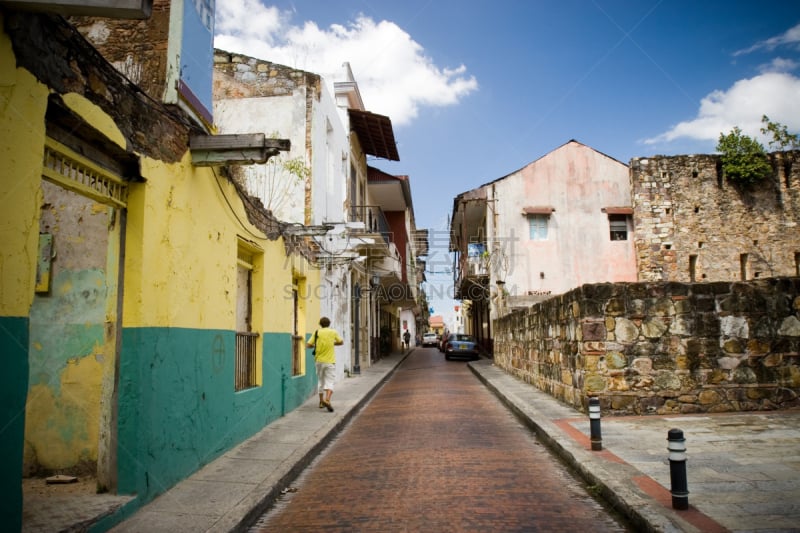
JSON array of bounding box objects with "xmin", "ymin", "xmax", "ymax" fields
[{"xmin": 235, "ymin": 243, "xmax": 260, "ymax": 391}]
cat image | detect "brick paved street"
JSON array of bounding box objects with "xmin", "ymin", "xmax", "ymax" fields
[{"xmin": 250, "ymin": 348, "xmax": 633, "ymax": 532}]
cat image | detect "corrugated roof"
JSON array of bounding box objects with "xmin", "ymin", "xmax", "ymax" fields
[{"xmin": 349, "ymin": 109, "xmax": 400, "ymax": 161}]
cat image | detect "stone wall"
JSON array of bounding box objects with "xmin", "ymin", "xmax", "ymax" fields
[
  {"xmin": 213, "ymin": 50, "xmax": 322, "ymax": 101},
  {"xmin": 631, "ymin": 152, "xmax": 800, "ymax": 283},
  {"xmin": 492, "ymin": 278, "xmax": 800, "ymax": 415},
  {"xmin": 7, "ymin": 10, "xmax": 195, "ymax": 164}
]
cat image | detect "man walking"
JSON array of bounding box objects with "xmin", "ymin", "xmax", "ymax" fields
[{"xmin": 307, "ymin": 317, "xmax": 343, "ymax": 412}]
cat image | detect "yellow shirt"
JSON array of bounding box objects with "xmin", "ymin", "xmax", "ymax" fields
[{"xmin": 312, "ymin": 327, "xmax": 342, "ymax": 364}]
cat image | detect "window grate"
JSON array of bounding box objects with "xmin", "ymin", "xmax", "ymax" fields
[
  {"xmin": 42, "ymin": 138, "xmax": 128, "ymax": 208},
  {"xmin": 235, "ymin": 332, "xmax": 259, "ymax": 391}
]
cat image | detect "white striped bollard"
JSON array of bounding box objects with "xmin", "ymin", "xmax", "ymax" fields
[
  {"xmin": 667, "ymin": 428, "xmax": 689, "ymax": 510},
  {"xmin": 589, "ymin": 397, "xmax": 602, "ymax": 451}
]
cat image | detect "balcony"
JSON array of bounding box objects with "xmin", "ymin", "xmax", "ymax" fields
[
  {"xmin": 454, "ymin": 252, "xmax": 490, "ymax": 301},
  {"xmin": 348, "ymin": 204, "xmax": 396, "ymax": 262},
  {"xmin": 374, "ymin": 242, "xmax": 402, "ymax": 283},
  {"xmin": 466, "ymin": 255, "xmax": 489, "ymax": 277},
  {"xmin": 350, "ymin": 205, "xmax": 391, "ymax": 245}
]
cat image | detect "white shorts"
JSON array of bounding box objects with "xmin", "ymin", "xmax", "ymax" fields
[{"xmin": 315, "ymin": 362, "xmax": 336, "ymax": 392}]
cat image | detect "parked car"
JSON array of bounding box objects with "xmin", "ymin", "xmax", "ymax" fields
[
  {"xmin": 444, "ymin": 333, "xmax": 480, "ymax": 361},
  {"xmin": 422, "ymin": 333, "xmax": 439, "ymax": 347}
]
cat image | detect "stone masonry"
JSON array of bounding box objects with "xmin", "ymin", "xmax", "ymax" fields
[
  {"xmin": 212, "ymin": 50, "xmax": 322, "ymax": 102},
  {"xmin": 631, "ymin": 151, "xmax": 800, "ymax": 283},
  {"xmin": 493, "ymin": 278, "xmax": 800, "ymax": 415}
]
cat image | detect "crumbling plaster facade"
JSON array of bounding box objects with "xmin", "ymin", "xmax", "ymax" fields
[{"xmin": 212, "ymin": 50, "xmax": 359, "ymax": 375}]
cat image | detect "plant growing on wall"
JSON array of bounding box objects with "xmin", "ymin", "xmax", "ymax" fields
[
  {"xmin": 257, "ymin": 154, "xmax": 310, "ymax": 213},
  {"xmin": 716, "ymin": 126, "xmax": 771, "ymax": 185},
  {"xmin": 760, "ymin": 115, "xmax": 799, "ymax": 151},
  {"xmin": 231, "ymin": 132, "xmax": 310, "ymax": 214}
]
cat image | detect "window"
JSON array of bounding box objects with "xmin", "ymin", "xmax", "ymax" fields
[
  {"xmin": 235, "ymin": 241, "xmax": 262, "ymax": 391},
  {"xmin": 528, "ymin": 215, "xmax": 548, "ymax": 240},
  {"xmin": 609, "ymin": 215, "xmax": 628, "ymax": 241}
]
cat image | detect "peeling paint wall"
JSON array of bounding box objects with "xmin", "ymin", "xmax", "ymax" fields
[
  {"xmin": 212, "ymin": 51, "xmax": 354, "ymax": 374},
  {"xmin": 117, "ymin": 152, "xmax": 322, "ymax": 503},
  {"xmin": 2, "ymin": 11, "xmax": 324, "ymax": 528},
  {"xmin": 25, "ymin": 181, "xmax": 119, "ymax": 476},
  {"xmin": 0, "ymin": 11, "xmax": 46, "ymax": 527}
]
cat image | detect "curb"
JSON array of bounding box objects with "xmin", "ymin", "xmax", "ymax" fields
[{"xmin": 227, "ymin": 350, "xmax": 412, "ymax": 532}]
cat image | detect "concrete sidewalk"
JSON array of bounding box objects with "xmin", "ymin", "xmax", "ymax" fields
[
  {"xmin": 28, "ymin": 351, "xmax": 800, "ymax": 532},
  {"xmin": 469, "ymin": 358, "xmax": 800, "ymax": 533},
  {"xmin": 106, "ymin": 351, "xmax": 411, "ymax": 533}
]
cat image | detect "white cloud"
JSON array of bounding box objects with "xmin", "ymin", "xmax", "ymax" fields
[
  {"xmin": 213, "ymin": 5, "xmax": 478, "ymax": 127},
  {"xmin": 645, "ymin": 72, "xmax": 800, "ymax": 145},
  {"xmin": 215, "ymin": 1, "xmax": 286, "ymax": 44},
  {"xmin": 758, "ymin": 57, "xmax": 799, "ymax": 74},
  {"xmin": 734, "ymin": 22, "xmax": 800, "ymax": 56}
]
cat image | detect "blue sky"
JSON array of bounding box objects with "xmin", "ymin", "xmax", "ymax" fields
[{"xmin": 215, "ymin": 1, "xmax": 800, "ymax": 317}]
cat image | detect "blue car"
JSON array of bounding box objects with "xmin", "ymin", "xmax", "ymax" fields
[{"xmin": 444, "ymin": 333, "xmax": 480, "ymax": 361}]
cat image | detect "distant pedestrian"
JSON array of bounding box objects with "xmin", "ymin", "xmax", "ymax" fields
[
  {"xmin": 403, "ymin": 330, "xmax": 411, "ymax": 351},
  {"xmin": 307, "ymin": 317, "xmax": 343, "ymax": 412}
]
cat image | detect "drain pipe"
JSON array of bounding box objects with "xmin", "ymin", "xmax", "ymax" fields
[{"xmin": 281, "ymin": 365, "xmax": 287, "ymax": 416}]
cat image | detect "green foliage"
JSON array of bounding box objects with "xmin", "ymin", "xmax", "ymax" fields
[
  {"xmin": 281, "ymin": 156, "xmax": 311, "ymax": 180},
  {"xmin": 760, "ymin": 115, "xmax": 800, "ymax": 151},
  {"xmin": 716, "ymin": 126, "xmax": 771, "ymax": 185},
  {"xmin": 251, "ymin": 150, "xmax": 310, "ymax": 213}
]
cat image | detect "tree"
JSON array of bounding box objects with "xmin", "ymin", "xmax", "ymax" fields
[
  {"xmin": 760, "ymin": 115, "xmax": 800, "ymax": 151},
  {"xmin": 716, "ymin": 126, "xmax": 772, "ymax": 185}
]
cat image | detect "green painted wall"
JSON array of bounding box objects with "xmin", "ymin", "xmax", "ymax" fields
[
  {"xmin": 26, "ymin": 266, "xmax": 109, "ymax": 472},
  {"xmin": 116, "ymin": 327, "xmax": 316, "ymax": 501},
  {"xmin": 0, "ymin": 317, "xmax": 29, "ymax": 531},
  {"xmin": 1, "ymin": 11, "xmax": 326, "ymax": 530}
]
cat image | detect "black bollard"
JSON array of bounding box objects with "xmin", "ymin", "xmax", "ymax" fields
[
  {"xmin": 667, "ymin": 428, "xmax": 689, "ymax": 510},
  {"xmin": 589, "ymin": 397, "xmax": 602, "ymax": 451}
]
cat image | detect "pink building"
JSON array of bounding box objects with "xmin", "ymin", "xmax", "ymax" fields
[{"xmin": 450, "ymin": 140, "xmax": 637, "ymax": 353}]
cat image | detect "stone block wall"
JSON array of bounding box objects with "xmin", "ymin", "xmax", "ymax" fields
[
  {"xmin": 630, "ymin": 152, "xmax": 800, "ymax": 283},
  {"xmin": 213, "ymin": 50, "xmax": 321, "ymax": 101},
  {"xmin": 492, "ymin": 278, "xmax": 800, "ymax": 415}
]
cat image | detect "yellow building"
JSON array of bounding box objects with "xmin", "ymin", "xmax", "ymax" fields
[{"xmin": 0, "ymin": 7, "xmax": 321, "ymax": 529}]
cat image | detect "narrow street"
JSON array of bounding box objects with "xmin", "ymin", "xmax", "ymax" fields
[{"xmin": 249, "ymin": 348, "xmax": 633, "ymax": 532}]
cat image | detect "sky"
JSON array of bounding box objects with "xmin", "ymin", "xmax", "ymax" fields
[{"xmin": 214, "ymin": 0, "xmax": 800, "ymax": 318}]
